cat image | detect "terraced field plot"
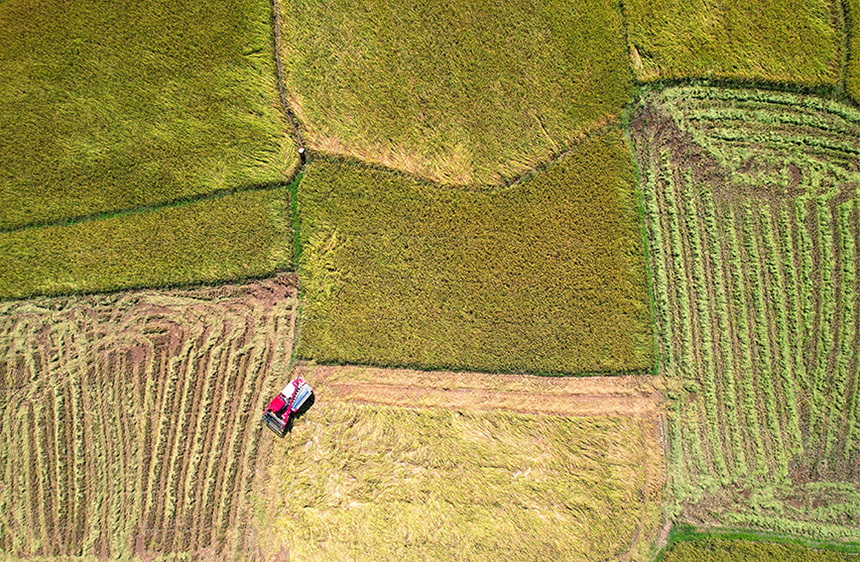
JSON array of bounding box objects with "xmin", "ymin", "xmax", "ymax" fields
[
  {"xmin": 0, "ymin": 276, "xmax": 298, "ymax": 558},
  {"xmin": 0, "ymin": 0, "xmax": 296, "ymax": 229},
  {"xmin": 634, "ymin": 86, "xmax": 860, "ymax": 539},
  {"xmin": 279, "ymin": 0, "xmax": 630, "ymax": 185},
  {"xmin": 254, "ymin": 365, "xmax": 666, "ymax": 562},
  {"xmin": 297, "ymin": 130, "xmax": 654, "ymax": 375},
  {"xmin": 0, "ymin": 0, "xmax": 298, "ymax": 297},
  {"xmin": 623, "ymin": 0, "xmax": 840, "ymax": 86},
  {"xmin": 0, "ymin": 187, "xmax": 294, "ymax": 299}
]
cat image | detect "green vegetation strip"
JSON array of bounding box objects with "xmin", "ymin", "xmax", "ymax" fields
[
  {"xmin": 257, "ymin": 404, "xmax": 662, "ymax": 561},
  {"xmin": 280, "ymin": 0, "xmax": 630, "ymax": 186},
  {"xmin": 624, "ymin": 0, "xmax": 840, "ymax": 87},
  {"xmin": 657, "ymin": 525, "xmax": 860, "ymax": 561},
  {"xmin": 0, "ymin": 188, "xmax": 292, "ymax": 298},
  {"xmin": 296, "ymin": 129, "xmax": 655, "ymax": 375},
  {"xmin": 0, "ymin": 0, "xmax": 297, "ymax": 229}
]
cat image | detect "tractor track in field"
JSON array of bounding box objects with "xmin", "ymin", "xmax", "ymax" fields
[{"xmin": 293, "ymin": 362, "xmax": 665, "ymax": 419}]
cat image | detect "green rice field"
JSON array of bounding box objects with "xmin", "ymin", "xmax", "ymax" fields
[
  {"xmin": 624, "ymin": 0, "xmax": 840, "ymax": 87},
  {"xmin": 296, "ymin": 130, "xmax": 654, "ymax": 375},
  {"xmin": 0, "ymin": 189, "xmax": 293, "ymax": 298},
  {"xmin": 0, "ymin": 0, "xmax": 297, "ymax": 230},
  {"xmin": 279, "ymin": 0, "xmax": 630, "ymax": 186}
]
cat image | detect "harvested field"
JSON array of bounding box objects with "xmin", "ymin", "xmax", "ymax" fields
[
  {"xmin": 0, "ymin": 0, "xmax": 297, "ymax": 230},
  {"xmin": 0, "ymin": 188, "xmax": 294, "ymax": 299},
  {"xmin": 0, "ymin": 275, "xmax": 298, "ymax": 558},
  {"xmin": 253, "ymin": 366, "xmax": 666, "ymax": 562},
  {"xmin": 295, "ymin": 363, "xmax": 664, "ymax": 418},
  {"xmin": 278, "ymin": 0, "xmax": 630, "ymax": 185},
  {"xmin": 633, "ymin": 86, "xmax": 860, "ymax": 539},
  {"xmin": 296, "ymin": 129, "xmax": 655, "ymax": 375},
  {"xmin": 623, "ymin": 0, "xmax": 840, "ymax": 86}
]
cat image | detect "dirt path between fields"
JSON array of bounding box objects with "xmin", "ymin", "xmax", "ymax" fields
[{"xmin": 292, "ymin": 362, "xmax": 665, "ymax": 418}]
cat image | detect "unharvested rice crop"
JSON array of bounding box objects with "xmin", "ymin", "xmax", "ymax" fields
[
  {"xmin": 633, "ymin": 86, "xmax": 860, "ymax": 539},
  {"xmin": 0, "ymin": 0, "xmax": 297, "ymax": 230},
  {"xmin": 848, "ymin": 0, "xmax": 860, "ymax": 102},
  {"xmin": 623, "ymin": 0, "xmax": 840, "ymax": 87},
  {"xmin": 296, "ymin": 130, "xmax": 654, "ymax": 375},
  {"xmin": 0, "ymin": 276, "xmax": 298, "ymax": 558},
  {"xmin": 0, "ymin": 188, "xmax": 293, "ymax": 299},
  {"xmin": 662, "ymin": 538, "xmax": 857, "ymax": 562},
  {"xmin": 254, "ymin": 401, "xmax": 664, "ymax": 561},
  {"xmin": 279, "ymin": 0, "xmax": 630, "ymax": 186}
]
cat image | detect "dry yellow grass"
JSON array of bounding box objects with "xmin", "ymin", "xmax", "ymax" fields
[{"xmin": 251, "ymin": 367, "xmax": 666, "ymax": 562}]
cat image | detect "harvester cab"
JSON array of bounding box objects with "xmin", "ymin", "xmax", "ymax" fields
[{"xmin": 262, "ymin": 377, "xmax": 314, "ymax": 436}]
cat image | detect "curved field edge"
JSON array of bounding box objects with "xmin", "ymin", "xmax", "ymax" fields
[
  {"xmin": 0, "ymin": 187, "xmax": 294, "ymax": 299},
  {"xmin": 277, "ymin": 0, "xmax": 630, "ymax": 187},
  {"xmin": 295, "ymin": 128, "xmax": 655, "ymax": 376},
  {"xmin": 0, "ymin": 0, "xmax": 298, "ymax": 230},
  {"xmin": 633, "ymin": 85, "xmax": 860, "ymax": 540},
  {"xmin": 253, "ymin": 399, "xmax": 666, "ymax": 562},
  {"xmin": 0, "ymin": 275, "xmax": 298, "ymax": 558}
]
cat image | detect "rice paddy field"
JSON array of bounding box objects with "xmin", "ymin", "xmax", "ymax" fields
[
  {"xmin": 848, "ymin": 0, "xmax": 860, "ymax": 102},
  {"xmin": 0, "ymin": 0, "xmax": 297, "ymax": 229},
  {"xmin": 633, "ymin": 86, "xmax": 860, "ymax": 540},
  {"xmin": 278, "ymin": 0, "xmax": 630, "ymax": 186},
  {"xmin": 3, "ymin": 0, "xmax": 860, "ymax": 556},
  {"xmin": 296, "ymin": 130, "xmax": 655, "ymax": 375},
  {"xmin": 0, "ymin": 0, "xmax": 298, "ymax": 297},
  {"xmin": 0, "ymin": 188, "xmax": 294, "ymax": 299},
  {"xmin": 253, "ymin": 393, "xmax": 665, "ymax": 562},
  {"xmin": 623, "ymin": 0, "xmax": 840, "ymax": 86},
  {"xmin": 0, "ymin": 276, "xmax": 298, "ymax": 559}
]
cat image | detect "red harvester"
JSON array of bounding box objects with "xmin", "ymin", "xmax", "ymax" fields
[{"xmin": 262, "ymin": 377, "xmax": 314, "ymax": 436}]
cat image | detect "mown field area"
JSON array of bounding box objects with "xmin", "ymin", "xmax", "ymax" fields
[
  {"xmin": 0, "ymin": 188, "xmax": 294, "ymax": 299},
  {"xmin": 634, "ymin": 86, "xmax": 860, "ymax": 539},
  {"xmin": 296, "ymin": 130, "xmax": 654, "ymax": 375},
  {"xmin": 0, "ymin": 276, "xmax": 298, "ymax": 558},
  {"xmin": 279, "ymin": 0, "xmax": 630, "ymax": 185},
  {"xmin": 254, "ymin": 388, "xmax": 665, "ymax": 561},
  {"xmin": 623, "ymin": 0, "xmax": 840, "ymax": 86}
]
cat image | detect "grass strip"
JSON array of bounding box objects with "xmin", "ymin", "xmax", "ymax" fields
[
  {"xmin": 0, "ymin": 0, "xmax": 297, "ymax": 229},
  {"xmin": 296, "ymin": 130, "xmax": 655, "ymax": 375},
  {"xmin": 0, "ymin": 188, "xmax": 292, "ymax": 299}
]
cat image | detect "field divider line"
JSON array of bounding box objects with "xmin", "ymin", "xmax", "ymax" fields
[{"xmin": 0, "ymin": 179, "xmax": 298, "ymax": 235}]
